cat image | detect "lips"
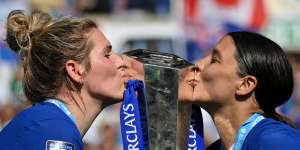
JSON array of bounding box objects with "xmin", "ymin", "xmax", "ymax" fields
[{"xmin": 188, "ymin": 79, "xmax": 199, "ymax": 87}]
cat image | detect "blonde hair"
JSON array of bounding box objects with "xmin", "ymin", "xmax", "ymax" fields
[{"xmin": 6, "ymin": 10, "xmax": 97, "ymax": 102}]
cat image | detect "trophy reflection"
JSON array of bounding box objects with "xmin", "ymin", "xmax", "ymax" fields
[{"xmin": 123, "ymin": 49, "xmax": 194, "ymax": 150}]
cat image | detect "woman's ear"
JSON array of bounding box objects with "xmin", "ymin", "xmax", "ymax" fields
[
  {"xmin": 236, "ymin": 75, "xmax": 257, "ymax": 96},
  {"xmin": 65, "ymin": 60, "xmax": 85, "ymax": 83}
]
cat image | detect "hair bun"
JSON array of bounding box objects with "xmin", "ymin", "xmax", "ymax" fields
[
  {"xmin": 7, "ymin": 10, "xmax": 29, "ymax": 32},
  {"xmin": 6, "ymin": 9, "xmax": 52, "ymax": 57},
  {"xmin": 6, "ymin": 10, "xmax": 31, "ymax": 52}
]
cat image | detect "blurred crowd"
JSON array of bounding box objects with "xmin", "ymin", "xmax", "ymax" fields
[{"xmin": 0, "ymin": 0, "xmax": 300, "ymax": 150}]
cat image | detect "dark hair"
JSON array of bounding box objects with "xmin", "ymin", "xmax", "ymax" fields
[
  {"xmin": 6, "ymin": 10, "xmax": 97, "ymax": 103},
  {"xmin": 228, "ymin": 31, "xmax": 294, "ymax": 126}
]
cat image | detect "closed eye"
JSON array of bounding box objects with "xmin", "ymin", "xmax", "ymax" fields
[
  {"xmin": 210, "ymin": 48, "xmax": 221, "ymax": 63},
  {"xmin": 103, "ymin": 45, "xmax": 112, "ymax": 58},
  {"xmin": 210, "ymin": 56, "xmax": 219, "ymax": 63}
]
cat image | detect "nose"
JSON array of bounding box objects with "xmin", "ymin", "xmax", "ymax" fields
[
  {"xmin": 189, "ymin": 65, "xmax": 201, "ymax": 81},
  {"xmin": 194, "ymin": 57, "xmax": 207, "ymax": 72},
  {"xmin": 190, "ymin": 65, "xmax": 200, "ymax": 73},
  {"xmin": 193, "ymin": 57, "xmax": 209, "ymax": 80},
  {"xmin": 111, "ymin": 53, "xmax": 126, "ymax": 70},
  {"xmin": 119, "ymin": 55, "xmax": 131, "ymax": 70}
]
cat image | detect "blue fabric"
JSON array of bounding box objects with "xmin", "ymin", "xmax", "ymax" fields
[
  {"xmin": 242, "ymin": 118, "xmax": 300, "ymax": 150},
  {"xmin": 120, "ymin": 80, "xmax": 149, "ymax": 150},
  {"xmin": 233, "ymin": 113, "xmax": 265, "ymax": 150},
  {"xmin": 207, "ymin": 118, "xmax": 300, "ymax": 150},
  {"xmin": 188, "ymin": 105, "xmax": 204, "ymax": 150},
  {"xmin": 0, "ymin": 102, "xmax": 83, "ymax": 150},
  {"xmin": 45, "ymin": 99, "xmax": 76, "ymax": 124}
]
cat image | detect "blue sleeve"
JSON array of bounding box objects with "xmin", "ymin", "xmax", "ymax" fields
[{"xmin": 18, "ymin": 119, "xmax": 83, "ymax": 150}]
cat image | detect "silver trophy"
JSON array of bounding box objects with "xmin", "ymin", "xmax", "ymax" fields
[{"xmin": 124, "ymin": 49, "xmax": 193, "ymax": 150}]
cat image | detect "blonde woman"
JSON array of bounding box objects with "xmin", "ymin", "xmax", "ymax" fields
[{"xmin": 0, "ymin": 10, "xmax": 125, "ymax": 150}]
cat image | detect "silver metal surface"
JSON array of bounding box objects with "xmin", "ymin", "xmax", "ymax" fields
[{"xmin": 124, "ymin": 49, "xmax": 193, "ymax": 150}]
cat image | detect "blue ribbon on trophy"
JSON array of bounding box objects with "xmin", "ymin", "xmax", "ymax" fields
[
  {"xmin": 120, "ymin": 80, "xmax": 204, "ymax": 150},
  {"xmin": 188, "ymin": 105, "xmax": 204, "ymax": 150},
  {"xmin": 120, "ymin": 80, "xmax": 149, "ymax": 150}
]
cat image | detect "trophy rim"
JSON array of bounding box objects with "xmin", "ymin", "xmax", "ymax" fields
[{"xmin": 123, "ymin": 49, "xmax": 193, "ymax": 69}]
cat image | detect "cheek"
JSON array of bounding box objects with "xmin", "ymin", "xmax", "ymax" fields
[
  {"xmin": 201, "ymin": 66, "xmax": 218, "ymax": 86},
  {"xmin": 92, "ymin": 59, "xmax": 118, "ymax": 80},
  {"xmin": 85, "ymin": 59, "xmax": 124, "ymax": 98},
  {"xmin": 200, "ymin": 67, "xmax": 235, "ymax": 101},
  {"xmin": 101, "ymin": 62, "xmax": 123, "ymax": 89}
]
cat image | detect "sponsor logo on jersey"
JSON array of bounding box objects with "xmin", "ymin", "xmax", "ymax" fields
[{"xmin": 46, "ymin": 140, "xmax": 75, "ymax": 150}]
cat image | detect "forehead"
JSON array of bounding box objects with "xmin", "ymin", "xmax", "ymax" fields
[
  {"xmin": 87, "ymin": 28, "xmax": 110, "ymax": 48},
  {"xmin": 215, "ymin": 35, "xmax": 236, "ymax": 59}
]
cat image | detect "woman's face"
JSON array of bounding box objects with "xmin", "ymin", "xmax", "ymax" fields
[
  {"xmin": 180, "ymin": 35, "xmax": 241, "ymax": 105},
  {"xmin": 82, "ymin": 28, "xmax": 125, "ymax": 102}
]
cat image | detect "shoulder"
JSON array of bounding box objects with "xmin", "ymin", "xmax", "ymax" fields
[
  {"xmin": 7, "ymin": 102, "xmax": 68, "ymax": 122},
  {"xmin": 0, "ymin": 102, "xmax": 70, "ymax": 133},
  {"xmin": 0, "ymin": 102, "xmax": 83, "ymax": 150},
  {"xmin": 243, "ymin": 118, "xmax": 300, "ymax": 150},
  {"xmin": 20, "ymin": 119, "xmax": 83, "ymax": 150}
]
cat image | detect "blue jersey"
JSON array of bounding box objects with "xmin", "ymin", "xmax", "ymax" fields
[
  {"xmin": 0, "ymin": 102, "xmax": 83, "ymax": 150},
  {"xmin": 242, "ymin": 118, "xmax": 300, "ymax": 150},
  {"xmin": 207, "ymin": 118, "xmax": 300, "ymax": 150}
]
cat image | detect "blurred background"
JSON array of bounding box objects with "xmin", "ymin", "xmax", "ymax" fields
[{"xmin": 0, "ymin": 0, "xmax": 300, "ymax": 149}]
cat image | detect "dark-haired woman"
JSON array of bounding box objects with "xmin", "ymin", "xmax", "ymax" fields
[
  {"xmin": 180, "ymin": 31, "xmax": 300, "ymax": 150},
  {"xmin": 0, "ymin": 10, "xmax": 126, "ymax": 150}
]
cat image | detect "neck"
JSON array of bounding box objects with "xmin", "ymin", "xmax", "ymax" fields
[
  {"xmin": 57, "ymin": 90, "xmax": 104, "ymax": 136},
  {"xmin": 211, "ymin": 98, "xmax": 262, "ymax": 149}
]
